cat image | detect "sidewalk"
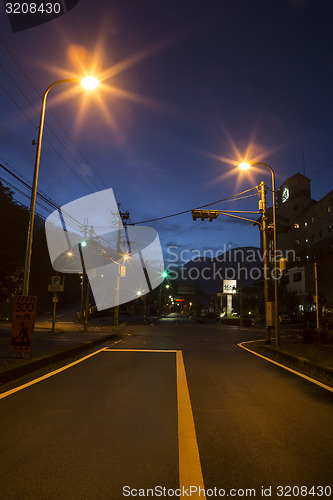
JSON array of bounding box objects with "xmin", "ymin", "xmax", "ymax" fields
[{"xmin": 0, "ymin": 317, "xmax": 124, "ymax": 386}]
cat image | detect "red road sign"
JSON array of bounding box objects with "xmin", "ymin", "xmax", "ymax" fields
[{"xmin": 10, "ymin": 296, "xmax": 37, "ymax": 353}]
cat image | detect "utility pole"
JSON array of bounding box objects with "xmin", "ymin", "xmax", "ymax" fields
[
  {"xmin": 83, "ymin": 225, "xmax": 94, "ymax": 332},
  {"xmin": 79, "ymin": 219, "xmax": 88, "ymax": 323},
  {"xmin": 260, "ymin": 181, "xmax": 271, "ymax": 345},
  {"xmin": 314, "ymin": 262, "xmax": 320, "ymax": 330},
  {"xmin": 238, "ymin": 258, "xmax": 243, "ymax": 327},
  {"xmin": 114, "ymin": 210, "xmax": 130, "ymax": 326},
  {"xmin": 114, "ymin": 212, "xmax": 122, "ymax": 327}
]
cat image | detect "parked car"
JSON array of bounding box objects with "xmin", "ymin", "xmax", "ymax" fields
[{"xmin": 279, "ymin": 314, "xmax": 291, "ymax": 323}]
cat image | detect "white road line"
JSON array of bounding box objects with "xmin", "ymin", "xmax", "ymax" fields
[{"xmin": 238, "ymin": 340, "xmax": 333, "ymax": 393}]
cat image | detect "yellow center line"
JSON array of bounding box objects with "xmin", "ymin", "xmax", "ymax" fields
[
  {"xmin": 107, "ymin": 348, "xmax": 207, "ymax": 497},
  {"xmin": 104, "ymin": 348, "xmax": 177, "ymax": 352},
  {"xmin": 176, "ymin": 350, "xmax": 206, "ymax": 499},
  {"xmin": 1, "ymin": 345, "xmax": 207, "ymax": 498}
]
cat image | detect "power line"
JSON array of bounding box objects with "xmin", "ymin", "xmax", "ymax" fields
[
  {"xmin": 129, "ymin": 187, "xmax": 258, "ymax": 225},
  {"xmin": 0, "ymin": 161, "xmax": 83, "ymax": 233},
  {"xmin": 308, "ymin": 162, "xmax": 333, "ymax": 177}
]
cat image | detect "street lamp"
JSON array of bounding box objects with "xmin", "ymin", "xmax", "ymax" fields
[
  {"xmin": 238, "ymin": 161, "xmax": 280, "ymax": 345},
  {"xmin": 22, "ymin": 76, "xmax": 99, "ymax": 296}
]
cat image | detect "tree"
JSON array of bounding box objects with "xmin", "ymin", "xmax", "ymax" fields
[{"xmin": 0, "ymin": 182, "xmax": 29, "ymax": 302}]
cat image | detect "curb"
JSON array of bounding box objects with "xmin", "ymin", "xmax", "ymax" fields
[
  {"xmin": 0, "ymin": 334, "xmax": 116, "ymax": 386},
  {"xmin": 264, "ymin": 345, "xmax": 333, "ymax": 384}
]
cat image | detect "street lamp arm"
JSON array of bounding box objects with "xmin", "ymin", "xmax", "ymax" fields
[
  {"xmin": 252, "ymin": 162, "xmax": 276, "ymax": 202},
  {"xmin": 22, "ymin": 77, "xmax": 85, "ymax": 296},
  {"xmin": 219, "ymin": 212, "xmax": 262, "ymax": 226},
  {"xmin": 33, "ymin": 78, "xmax": 80, "ymax": 183}
]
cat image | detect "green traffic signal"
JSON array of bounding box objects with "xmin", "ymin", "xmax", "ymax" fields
[
  {"xmin": 162, "ymin": 270, "xmax": 168, "ymax": 278},
  {"xmin": 80, "ymin": 241, "xmax": 87, "ymax": 247}
]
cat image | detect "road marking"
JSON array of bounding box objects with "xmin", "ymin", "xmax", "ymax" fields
[
  {"xmin": 106, "ymin": 348, "xmax": 206, "ymax": 498},
  {"xmin": 238, "ymin": 340, "xmax": 333, "ymax": 393},
  {"xmin": 1, "ymin": 345, "xmax": 206, "ymax": 497},
  {"xmin": 0, "ymin": 348, "xmax": 105, "ymax": 400},
  {"xmin": 0, "ymin": 337, "xmax": 125, "ymax": 400},
  {"xmin": 176, "ymin": 350, "xmax": 206, "ymax": 499},
  {"xmin": 104, "ymin": 348, "xmax": 177, "ymax": 352}
]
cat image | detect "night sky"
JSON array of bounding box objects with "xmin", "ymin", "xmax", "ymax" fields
[{"xmin": 1, "ymin": 0, "xmax": 333, "ymax": 267}]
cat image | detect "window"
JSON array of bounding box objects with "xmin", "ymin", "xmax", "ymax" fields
[
  {"xmin": 296, "ymin": 256, "xmax": 301, "ymax": 262},
  {"xmin": 293, "ymin": 272, "xmax": 302, "ymax": 282},
  {"xmin": 318, "ymin": 212, "xmax": 322, "ymax": 219},
  {"xmin": 295, "ymin": 239, "xmax": 300, "ymax": 245},
  {"xmin": 294, "ymin": 223, "xmax": 300, "ymax": 229},
  {"xmin": 311, "ymin": 217, "xmax": 314, "ymax": 223},
  {"xmin": 328, "ymin": 206, "xmax": 331, "ymax": 213}
]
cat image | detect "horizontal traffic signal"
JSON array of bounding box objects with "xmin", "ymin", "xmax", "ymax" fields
[{"xmin": 192, "ymin": 209, "xmax": 219, "ymax": 222}]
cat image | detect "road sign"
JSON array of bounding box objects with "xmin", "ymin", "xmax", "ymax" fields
[
  {"xmin": 10, "ymin": 296, "xmax": 37, "ymax": 353},
  {"xmin": 120, "ymin": 266, "xmax": 126, "ymax": 277},
  {"xmin": 51, "ymin": 276, "xmax": 64, "ymax": 285},
  {"xmin": 223, "ymin": 280, "xmax": 237, "ymax": 294},
  {"xmin": 48, "ymin": 284, "xmax": 64, "ymax": 292},
  {"xmin": 52, "ymin": 296, "xmax": 59, "ymax": 303}
]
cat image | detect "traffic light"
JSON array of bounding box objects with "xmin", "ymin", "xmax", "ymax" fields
[
  {"xmin": 192, "ymin": 209, "xmax": 219, "ymax": 222},
  {"xmin": 80, "ymin": 240, "xmax": 87, "ymax": 247},
  {"xmin": 162, "ymin": 270, "xmax": 168, "ymax": 278}
]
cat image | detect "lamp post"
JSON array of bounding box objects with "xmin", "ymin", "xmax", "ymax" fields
[
  {"xmin": 22, "ymin": 76, "xmax": 99, "ymax": 296},
  {"xmin": 239, "ymin": 161, "xmax": 280, "ymax": 346}
]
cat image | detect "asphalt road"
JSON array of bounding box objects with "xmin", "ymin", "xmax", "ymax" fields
[{"xmin": 0, "ymin": 313, "xmax": 332, "ymax": 499}]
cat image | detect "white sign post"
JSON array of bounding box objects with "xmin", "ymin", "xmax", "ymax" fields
[{"xmin": 223, "ymin": 280, "xmax": 237, "ymax": 316}]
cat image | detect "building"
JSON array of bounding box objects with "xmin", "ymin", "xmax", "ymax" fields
[{"xmin": 271, "ymin": 173, "xmax": 333, "ymax": 313}]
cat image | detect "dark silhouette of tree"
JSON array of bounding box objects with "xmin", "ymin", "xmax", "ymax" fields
[{"xmin": 0, "ymin": 182, "xmax": 29, "ymax": 302}]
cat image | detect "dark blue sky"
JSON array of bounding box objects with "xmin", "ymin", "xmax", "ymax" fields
[{"xmin": 1, "ymin": 0, "xmax": 333, "ymax": 266}]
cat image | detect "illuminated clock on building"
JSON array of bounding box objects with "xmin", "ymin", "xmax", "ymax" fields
[{"xmin": 282, "ymin": 186, "xmax": 289, "ymax": 203}]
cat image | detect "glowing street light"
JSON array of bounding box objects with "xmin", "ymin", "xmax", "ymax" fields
[
  {"xmin": 239, "ymin": 162, "xmax": 251, "ymax": 170},
  {"xmin": 81, "ymin": 75, "xmax": 99, "ymax": 90},
  {"xmin": 22, "ymin": 76, "xmax": 100, "ymax": 296},
  {"xmin": 238, "ymin": 161, "xmax": 280, "ymax": 345}
]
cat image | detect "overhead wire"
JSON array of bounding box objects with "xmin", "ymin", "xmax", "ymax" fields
[
  {"xmin": 129, "ymin": 186, "xmax": 259, "ymax": 225},
  {"xmin": 0, "ymin": 161, "xmax": 83, "ymax": 233}
]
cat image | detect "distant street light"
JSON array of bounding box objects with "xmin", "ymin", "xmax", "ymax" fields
[
  {"xmin": 22, "ymin": 76, "xmax": 99, "ymax": 296},
  {"xmin": 238, "ymin": 161, "xmax": 280, "ymax": 345}
]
